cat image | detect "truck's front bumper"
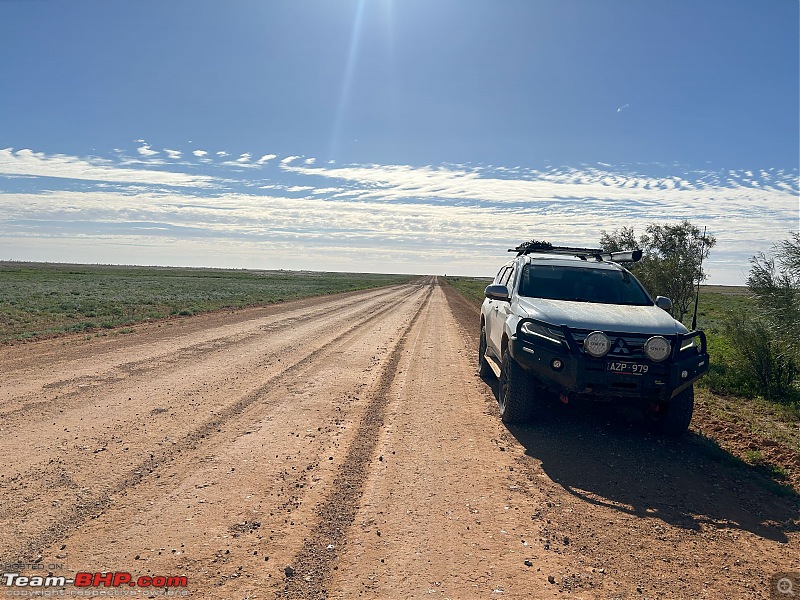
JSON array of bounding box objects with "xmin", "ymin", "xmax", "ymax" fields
[{"xmin": 508, "ymin": 321, "xmax": 709, "ymax": 403}]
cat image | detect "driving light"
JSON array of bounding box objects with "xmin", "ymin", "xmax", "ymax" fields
[
  {"xmin": 644, "ymin": 336, "xmax": 671, "ymax": 362},
  {"xmin": 583, "ymin": 331, "xmax": 610, "ymax": 358}
]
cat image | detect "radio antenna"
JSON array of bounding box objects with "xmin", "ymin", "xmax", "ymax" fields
[{"xmin": 691, "ymin": 226, "xmax": 707, "ymax": 330}]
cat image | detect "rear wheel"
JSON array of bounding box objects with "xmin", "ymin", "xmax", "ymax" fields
[
  {"xmin": 646, "ymin": 385, "xmax": 694, "ymax": 436},
  {"xmin": 478, "ymin": 325, "xmax": 493, "ymax": 378},
  {"xmin": 498, "ymin": 349, "xmax": 536, "ymax": 423}
]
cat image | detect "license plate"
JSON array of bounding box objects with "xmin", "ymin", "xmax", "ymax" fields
[{"xmin": 606, "ymin": 361, "xmax": 649, "ymax": 375}]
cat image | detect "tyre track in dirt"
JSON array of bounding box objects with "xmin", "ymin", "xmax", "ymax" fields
[
  {"xmin": 0, "ymin": 282, "xmax": 419, "ymax": 485},
  {"xmin": 0, "ymin": 281, "xmax": 430, "ymax": 565},
  {"xmin": 321, "ymin": 282, "xmax": 570, "ymax": 599},
  {"xmin": 0, "ymin": 284, "xmax": 417, "ymax": 418},
  {"xmin": 280, "ymin": 280, "xmax": 433, "ymax": 599},
  {"xmin": 43, "ymin": 278, "xmax": 431, "ymax": 597},
  {"xmin": 0, "ymin": 284, "xmax": 415, "ymax": 373},
  {"xmin": 3, "ymin": 277, "xmax": 797, "ymax": 600}
]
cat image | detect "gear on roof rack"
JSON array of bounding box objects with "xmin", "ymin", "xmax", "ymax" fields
[{"xmin": 509, "ymin": 240, "xmax": 642, "ymax": 263}]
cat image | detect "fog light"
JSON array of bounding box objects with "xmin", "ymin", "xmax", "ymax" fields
[
  {"xmin": 644, "ymin": 336, "xmax": 671, "ymax": 362},
  {"xmin": 551, "ymin": 358, "xmax": 563, "ymax": 371},
  {"xmin": 584, "ymin": 331, "xmax": 610, "ymax": 358},
  {"xmin": 681, "ymin": 370, "xmax": 688, "ymax": 379}
]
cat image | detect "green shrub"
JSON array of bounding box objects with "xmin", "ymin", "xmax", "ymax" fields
[
  {"xmin": 724, "ymin": 315, "xmax": 799, "ymax": 402},
  {"xmin": 703, "ymin": 333, "xmax": 755, "ymax": 397}
]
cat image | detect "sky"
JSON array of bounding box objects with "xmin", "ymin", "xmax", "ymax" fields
[{"xmin": 0, "ymin": 0, "xmax": 798, "ymax": 284}]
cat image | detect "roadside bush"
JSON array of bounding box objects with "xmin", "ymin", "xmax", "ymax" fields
[
  {"xmin": 704, "ymin": 235, "xmax": 800, "ymax": 405},
  {"xmin": 703, "ymin": 333, "xmax": 755, "ymax": 397},
  {"xmin": 747, "ymin": 232, "xmax": 800, "ymax": 363},
  {"xmin": 721, "ymin": 315, "xmax": 799, "ymax": 403}
]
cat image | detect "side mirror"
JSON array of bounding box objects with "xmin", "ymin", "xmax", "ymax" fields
[
  {"xmin": 485, "ymin": 284, "xmax": 510, "ymax": 302},
  {"xmin": 656, "ymin": 296, "xmax": 672, "ymax": 311}
]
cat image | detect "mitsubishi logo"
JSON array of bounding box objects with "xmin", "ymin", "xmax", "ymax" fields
[{"xmin": 611, "ymin": 337, "xmax": 630, "ymax": 355}]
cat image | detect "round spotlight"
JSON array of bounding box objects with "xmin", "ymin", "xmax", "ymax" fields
[
  {"xmin": 583, "ymin": 331, "xmax": 610, "ymax": 358},
  {"xmin": 644, "ymin": 336, "xmax": 671, "ymax": 362}
]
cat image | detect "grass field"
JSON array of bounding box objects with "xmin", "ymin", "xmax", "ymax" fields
[
  {"xmin": 443, "ymin": 275, "xmax": 493, "ymax": 307},
  {"xmin": 0, "ymin": 262, "xmax": 415, "ymax": 341}
]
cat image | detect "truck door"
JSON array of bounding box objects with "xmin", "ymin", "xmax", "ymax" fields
[
  {"xmin": 484, "ymin": 266, "xmax": 507, "ymax": 356},
  {"xmin": 488, "ymin": 264, "xmax": 515, "ymax": 355}
]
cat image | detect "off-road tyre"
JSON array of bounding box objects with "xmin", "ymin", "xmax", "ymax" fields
[
  {"xmin": 498, "ymin": 349, "xmax": 536, "ymax": 424},
  {"xmin": 647, "ymin": 385, "xmax": 694, "ymax": 436},
  {"xmin": 478, "ymin": 326, "xmax": 493, "ymax": 378}
]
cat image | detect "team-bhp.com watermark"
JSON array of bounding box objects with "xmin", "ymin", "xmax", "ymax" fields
[{"xmin": 1, "ymin": 571, "xmax": 188, "ymax": 597}]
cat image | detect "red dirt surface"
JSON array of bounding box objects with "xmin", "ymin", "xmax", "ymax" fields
[{"xmin": 0, "ymin": 278, "xmax": 797, "ymax": 599}]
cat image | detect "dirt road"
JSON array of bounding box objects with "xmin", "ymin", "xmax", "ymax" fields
[{"xmin": 1, "ymin": 278, "xmax": 797, "ymax": 599}]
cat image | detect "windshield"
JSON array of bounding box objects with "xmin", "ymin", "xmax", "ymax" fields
[{"xmin": 518, "ymin": 264, "xmax": 652, "ymax": 306}]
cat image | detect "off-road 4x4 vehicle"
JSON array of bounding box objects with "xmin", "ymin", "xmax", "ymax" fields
[{"xmin": 479, "ymin": 241, "xmax": 709, "ymax": 435}]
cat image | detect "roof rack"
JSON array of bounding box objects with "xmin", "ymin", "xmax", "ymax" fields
[{"xmin": 509, "ymin": 240, "xmax": 642, "ymax": 263}]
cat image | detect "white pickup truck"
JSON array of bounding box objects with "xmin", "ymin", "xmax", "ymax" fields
[{"xmin": 478, "ymin": 241, "xmax": 709, "ymax": 435}]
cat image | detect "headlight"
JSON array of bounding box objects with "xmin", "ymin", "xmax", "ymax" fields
[
  {"xmin": 583, "ymin": 331, "xmax": 610, "ymax": 358},
  {"xmin": 644, "ymin": 336, "xmax": 671, "ymax": 362},
  {"xmin": 520, "ymin": 321, "xmax": 564, "ymax": 346}
]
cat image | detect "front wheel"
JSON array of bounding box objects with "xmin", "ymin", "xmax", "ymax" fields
[
  {"xmin": 646, "ymin": 385, "xmax": 694, "ymax": 436},
  {"xmin": 498, "ymin": 349, "xmax": 536, "ymax": 424}
]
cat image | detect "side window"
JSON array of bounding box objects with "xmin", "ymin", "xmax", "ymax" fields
[
  {"xmin": 494, "ymin": 266, "xmax": 509, "ymax": 285},
  {"xmin": 506, "ymin": 264, "xmax": 518, "ymax": 293},
  {"xmin": 500, "ymin": 266, "xmax": 514, "ymax": 287}
]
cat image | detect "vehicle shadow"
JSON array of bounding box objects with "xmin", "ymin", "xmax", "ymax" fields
[{"xmin": 485, "ymin": 378, "xmax": 799, "ymax": 543}]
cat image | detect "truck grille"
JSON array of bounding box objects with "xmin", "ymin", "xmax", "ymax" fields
[{"xmin": 570, "ymin": 331, "xmax": 651, "ymax": 359}]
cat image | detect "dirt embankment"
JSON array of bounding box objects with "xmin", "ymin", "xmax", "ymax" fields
[{"xmin": 0, "ymin": 278, "xmax": 797, "ymax": 599}]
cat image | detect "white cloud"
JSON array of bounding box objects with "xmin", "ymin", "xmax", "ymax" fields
[
  {"xmin": 219, "ymin": 152, "xmax": 272, "ymax": 169},
  {"xmin": 304, "ymin": 157, "xmax": 316, "ymax": 165},
  {"xmin": 164, "ymin": 148, "xmax": 182, "ymax": 159},
  {"xmin": 281, "ymin": 162, "xmax": 796, "ymax": 217},
  {"xmin": 137, "ymin": 144, "xmax": 159, "ymax": 157},
  {"xmin": 216, "ymin": 151, "xmax": 229, "ymax": 157},
  {"xmin": 258, "ymin": 184, "xmax": 343, "ymax": 194},
  {"xmin": 2, "ymin": 181, "xmax": 792, "ymax": 283},
  {"xmin": 193, "ymin": 150, "xmax": 208, "ymax": 157},
  {"xmin": 1, "ymin": 146, "xmax": 795, "ymax": 284},
  {"xmin": 117, "ymin": 156, "xmax": 169, "ymax": 167},
  {"xmin": 0, "ymin": 148, "xmax": 216, "ymax": 188}
]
